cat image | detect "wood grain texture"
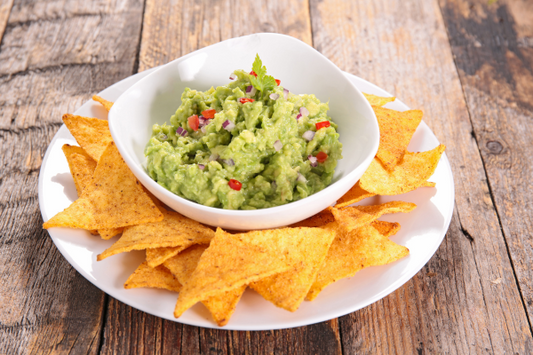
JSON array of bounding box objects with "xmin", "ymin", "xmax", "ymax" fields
[
  {"xmin": 0, "ymin": 0, "xmax": 146, "ymax": 353},
  {"xmin": 439, "ymin": 0, "xmax": 533, "ymax": 326},
  {"xmin": 138, "ymin": 0, "xmax": 312, "ymax": 72},
  {"xmin": 309, "ymin": 0, "xmax": 533, "ymax": 353},
  {"xmin": 0, "ymin": 0, "xmax": 13, "ymax": 45}
]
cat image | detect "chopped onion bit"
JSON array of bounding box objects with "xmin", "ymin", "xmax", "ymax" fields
[
  {"xmin": 283, "ymin": 88, "xmax": 289, "ymax": 100},
  {"xmin": 222, "ymin": 120, "xmax": 235, "ymax": 131},
  {"xmin": 296, "ymin": 113, "xmax": 302, "ymax": 121},
  {"xmin": 176, "ymin": 127, "xmax": 188, "ymax": 137},
  {"xmin": 273, "ymin": 140, "xmax": 283, "ymax": 152},
  {"xmin": 297, "ymin": 173, "xmax": 307, "ymax": 183},
  {"xmin": 229, "ymin": 72, "xmax": 237, "ymax": 80},
  {"xmin": 308, "ymin": 155, "xmax": 318, "ymax": 167},
  {"xmin": 300, "ymin": 107, "xmax": 310, "ymax": 117},
  {"xmin": 269, "ymin": 93, "xmax": 279, "ymax": 100},
  {"xmin": 223, "ymin": 158, "xmax": 235, "ymax": 166},
  {"xmin": 209, "ymin": 153, "xmax": 219, "ymax": 161},
  {"xmin": 198, "ymin": 164, "xmax": 205, "ymax": 170},
  {"xmin": 246, "ymin": 85, "xmax": 257, "ymax": 96},
  {"xmin": 302, "ymin": 130, "xmax": 315, "ymax": 141}
]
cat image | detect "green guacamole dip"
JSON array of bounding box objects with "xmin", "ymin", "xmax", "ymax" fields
[{"xmin": 145, "ymin": 61, "xmax": 343, "ymax": 210}]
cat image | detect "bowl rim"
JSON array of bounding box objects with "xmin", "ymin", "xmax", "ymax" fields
[{"xmin": 109, "ymin": 32, "xmax": 379, "ymax": 217}]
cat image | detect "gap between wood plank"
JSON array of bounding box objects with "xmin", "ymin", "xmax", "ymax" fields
[{"xmin": 435, "ymin": 0, "xmax": 533, "ymax": 338}]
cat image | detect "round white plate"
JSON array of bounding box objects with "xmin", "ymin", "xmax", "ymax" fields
[{"xmin": 38, "ymin": 68, "xmax": 454, "ymax": 330}]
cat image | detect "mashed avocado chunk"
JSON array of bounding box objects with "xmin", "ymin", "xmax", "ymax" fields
[{"xmin": 145, "ymin": 56, "xmax": 343, "ymax": 210}]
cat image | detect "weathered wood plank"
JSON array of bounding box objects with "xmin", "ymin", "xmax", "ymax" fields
[
  {"xmin": 0, "ymin": 0, "xmax": 13, "ymax": 45},
  {"xmin": 0, "ymin": 0, "xmax": 146, "ymax": 353},
  {"xmin": 138, "ymin": 0, "xmax": 312, "ymax": 72},
  {"xmin": 439, "ymin": 0, "xmax": 533, "ymax": 327},
  {"xmin": 309, "ymin": 0, "xmax": 533, "ymax": 353}
]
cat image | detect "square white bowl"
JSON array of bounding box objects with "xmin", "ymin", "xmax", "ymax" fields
[{"xmin": 108, "ymin": 33, "xmax": 379, "ymax": 230}]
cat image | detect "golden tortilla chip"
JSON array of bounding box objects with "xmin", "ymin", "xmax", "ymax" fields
[
  {"xmin": 371, "ymin": 220, "xmax": 401, "ymax": 238},
  {"xmin": 307, "ymin": 223, "xmax": 409, "ymax": 301},
  {"xmin": 422, "ymin": 181, "xmax": 436, "ymax": 188},
  {"xmin": 330, "ymin": 201, "xmax": 416, "ymax": 232},
  {"xmin": 373, "ymin": 106, "xmax": 423, "ymax": 171},
  {"xmin": 363, "ymin": 93, "xmax": 396, "ymax": 107},
  {"xmin": 164, "ymin": 244, "xmax": 245, "ymax": 327},
  {"xmin": 360, "ymin": 145, "xmax": 445, "ymax": 195},
  {"xmin": 226, "ymin": 227, "xmax": 335, "ymax": 312},
  {"xmin": 62, "ymin": 113, "xmax": 113, "ymax": 162},
  {"xmin": 174, "ymin": 228, "xmax": 291, "ymax": 318},
  {"xmin": 61, "ymin": 144, "xmax": 123, "ymax": 239},
  {"xmin": 43, "ymin": 142, "xmax": 163, "ymax": 231},
  {"xmin": 92, "ymin": 95, "xmax": 114, "ymax": 112},
  {"xmin": 62, "ymin": 144, "xmax": 97, "ymax": 196},
  {"xmin": 290, "ymin": 209, "xmax": 335, "ymax": 228},
  {"xmin": 97, "ymin": 209, "xmax": 214, "ymax": 261},
  {"xmin": 335, "ymin": 181, "xmax": 376, "ymax": 208},
  {"xmin": 124, "ymin": 262, "xmax": 181, "ymax": 292}
]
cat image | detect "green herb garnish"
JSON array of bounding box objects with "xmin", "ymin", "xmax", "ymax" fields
[{"xmin": 250, "ymin": 54, "xmax": 277, "ymax": 99}]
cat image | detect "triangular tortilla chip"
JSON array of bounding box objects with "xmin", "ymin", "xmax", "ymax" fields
[
  {"xmin": 97, "ymin": 209, "xmax": 214, "ymax": 261},
  {"xmin": 335, "ymin": 181, "xmax": 376, "ymax": 208},
  {"xmin": 92, "ymin": 95, "xmax": 114, "ymax": 112},
  {"xmin": 62, "ymin": 113, "xmax": 113, "ymax": 162},
  {"xmin": 371, "ymin": 220, "xmax": 401, "ymax": 238},
  {"xmin": 290, "ymin": 209, "xmax": 335, "ymax": 228},
  {"xmin": 360, "ymin": 145, "xmax": 445, "ymax": 195},
  {"xmin": 306, "ymin": 223, "xmax": 409, "ymax": 301},
  {"xmin": 124, "ymin": 262, "xmax": 181, "ymax": 292},
  {"xmin": 61, "ymin": 144, "xmax": 123, "ymax": 239},
  {"xmin": 330, "ymin": 202, "xmax": 416, "ymax": 233},
  {"xmin": 373, "ymin": 106, "xmax": 423, "ymax": 171},
  {"xmin": 164, "ymin": 244, "xmax": 245, "ymax": 326},
  {"xmin": 174, "ymin": 228, "xmax": 290, "ymax": 318},
  {"xmin": 231, "ymin": 227, "xmax": 335, "ymax": 312},
  {"xmin": 43, "ymin": 142, "xmax": 163, "ymax": 230},
  {"xmin": 363, "ymin": 93, "xmax": 395, "ymax": 107},
  {"xmin": 62, "ymin": 144, "xmax": 97, "ymax": 196},
  {"xmin": 147, "ymin": 246, "xmax": 188, "ymax": 268}
]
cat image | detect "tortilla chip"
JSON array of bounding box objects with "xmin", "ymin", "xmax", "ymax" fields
[
  {"xmin": 290, "ymin": 209, "xmax": 335, "ymax": 228},
  {"xmin": 335, "ymin": 181, "xmax": 376, "ymax": 208},
  {"xmin": 330, "ymin": 202, "xmax": 415, "ymax": 232},
  {"xmin": 92, "ymin": 95, "xmax": 114, "ymax": 112},
  {"xmin": 62, "ymin": 144, "xmax": 97, "ymax": 196},
  {"xmin": 230, "ymin": 227, "xmax": 336, "ymax": 312},
  {"xmin": 124, "ymin": 262, "xmax": 182, "ymax": 292},
  {"xmin": 363, "ymin": 93, "xmax": 396, "ymax": 107},
  {"xmin": 43, "ymin": 142, "xmax": 163, "ymax": 230},
  {"xmin": 422, "ymin": 181, "xmax": 436, "ymax": 188},
  {"xmin": 62, "ymin": 114, "xmax": 113, "ymax": 162},
  {"xmin": 360, "ymin": 145, "xmax": 445, "ymax": 195},
  {"xmin": 307, "ymin": 223, "xmax": 409, "ymax": 301},
  {"xmin": 97, "ymin": 209, "xmax": 214, "ymax": 261},
  {"xmin": 174, "ymin": 228, "xmax": 291, "ymax": 318},
  {"xmin": 147, "ymin": 246, "xmax": 190, "ymax": 268},
  {"xmin": 371, "ymin": 220, "xmax": 401, "ymax": 238},
  {"xmin": 164, "ymin": 244, "xmax": 245, "ymax": 326},
  {"xmin": 373, "ymin": 106, "xmax": 423, "ymax": 171}
]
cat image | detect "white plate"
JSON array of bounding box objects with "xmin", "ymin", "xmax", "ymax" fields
[{"xmin": 38, "ymin": 68, "xmax": 454, "ymax": 331}]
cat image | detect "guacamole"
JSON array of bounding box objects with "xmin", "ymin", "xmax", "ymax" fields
[{"xmin": 145, "ymin": 58, "xmax": 343, "ymax": 210}]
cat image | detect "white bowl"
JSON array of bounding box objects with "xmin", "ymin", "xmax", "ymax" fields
[{"xmin": 108, "ymin": 33, "xmax": 379, "ymax": 230}]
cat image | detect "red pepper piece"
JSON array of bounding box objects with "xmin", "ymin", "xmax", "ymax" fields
[
  {"xmin": 316, "ymin": 152, "xmax": 328, "ymax": 163},
  {"xmin": 228, "ymin": 179, "xmax": 242, "ymax": 191},
  {"xmin": 315, "ymin": 121, "xmax": 331, "ymax": 130},
  {"xmin": 275, "ymin": 79, "xmax": 281, "ymax": 86},
  {"xmin": 250, "ymin": 71, "xmax": 258, "ymax": 77},
  {"xmin": 188, "ymin": 115, "xmax": 199, "ymax": 131},
  {"xmin": 201, "ymin": 109, "xmax": 216, "ymax": 119},
  {"xmin": 239, "ymin": 98, "xmax": 255, "ymax": 104}
]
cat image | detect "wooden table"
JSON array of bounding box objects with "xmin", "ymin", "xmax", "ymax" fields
[{"xmin": 1, "ymin": 0, "xmax": 532, "ymax": 353}]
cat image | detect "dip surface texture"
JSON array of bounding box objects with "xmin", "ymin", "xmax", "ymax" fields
[{"xmin": 145, "ymin": 69, "xmax": 343, "ymax": 210}]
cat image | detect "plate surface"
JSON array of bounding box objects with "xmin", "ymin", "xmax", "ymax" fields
[{"xmin": 38, "ymin": 68, "xmax": 454, "ymax": 330}]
